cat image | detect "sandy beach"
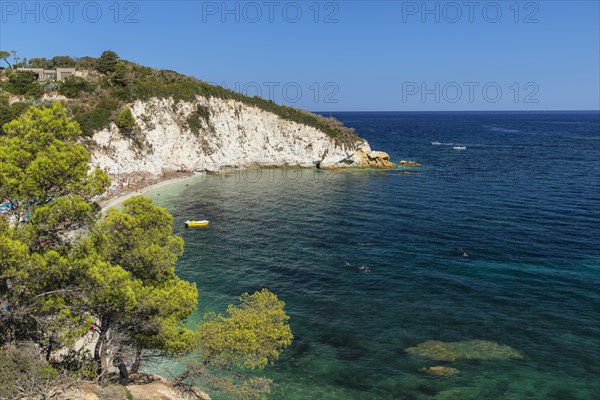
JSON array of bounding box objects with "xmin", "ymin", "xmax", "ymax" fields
[{"xmin": 99, "ymin": 173, "xmax": 199, "ymax": 212}]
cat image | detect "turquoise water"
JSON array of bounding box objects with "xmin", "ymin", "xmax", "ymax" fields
[{"xmin": 148, "ymin": 112, "xmax": 600, "ymax": 399}]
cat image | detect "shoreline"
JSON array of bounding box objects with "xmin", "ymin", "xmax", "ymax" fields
[
  {"xmin": 99, "ymin": 173, "xmax": 199, "ymax": 212},
  {"xmin": 96, "ymin": 160, "xmax": 422, "ymax": 213}
]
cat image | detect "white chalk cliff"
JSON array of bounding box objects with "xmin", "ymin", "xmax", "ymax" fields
[{"xmin": 90, "ymin": 97, "xmax": 394, "ymax": 175}]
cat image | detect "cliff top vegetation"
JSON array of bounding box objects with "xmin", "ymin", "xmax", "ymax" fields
[{"xmin": 0, "ymin": 50, "xmax": 360, "ymax": 147}]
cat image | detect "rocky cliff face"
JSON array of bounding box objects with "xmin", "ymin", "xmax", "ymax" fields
[{"xmin": 90, "ymin": 97, "xmax": 394, "ymax": 175}]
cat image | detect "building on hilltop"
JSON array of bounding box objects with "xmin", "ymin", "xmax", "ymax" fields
[{"xmin": 15, "ymin": 67, "xmax": 76, "ymax": 82}]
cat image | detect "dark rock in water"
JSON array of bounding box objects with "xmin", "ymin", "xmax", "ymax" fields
[
  {"xmin": 335, "ymin": 345, "xmax": 369, "ymax": 361},
  {"xmin": 434, "ymin": 387, "xmax": 481, "ymax": 399},
  {"xmin": 417, "ymin": 383, "xmax": 439, "ymax": 396},
  {"xmin": 419, "ymin": 365, "xmax": 460, "ymax": 377},
  {"xmin": 406, "ymin": 339, "xmax": 523, "ymax": 362},
  {"xmin": 293, "ymin": 341, "xmax": 311, "ymax": 356}
]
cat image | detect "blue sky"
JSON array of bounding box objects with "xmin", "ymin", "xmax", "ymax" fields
[{"xmin": 1, "ymin": 0, "xmax": 598, "ymax": 111}]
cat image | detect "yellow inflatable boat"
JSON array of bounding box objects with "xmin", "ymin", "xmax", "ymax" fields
[{"xmin": 185, "ymin": 220, "xmax": 209, "ymax": 227}]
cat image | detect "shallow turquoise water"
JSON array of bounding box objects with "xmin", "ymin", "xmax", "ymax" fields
[{"xmin": 148, "ymin": 112, "xmax": 600, "ymax": 399}]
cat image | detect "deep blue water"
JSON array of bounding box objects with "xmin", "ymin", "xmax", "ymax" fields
[{"xmin": 149, "ymin": 111, "xmax": 600, "ymax": 399}]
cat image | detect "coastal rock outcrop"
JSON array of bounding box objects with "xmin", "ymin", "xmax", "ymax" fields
[
  {"xmin": 318, "ymin": 142, "xmax": 395, "ymax": 169},
  {"xmin": 398, "ymin": 160, "xmax": 421, "ymax": 167},
  {"xmin": 90, "ymin": 97, "xmax": 395, "ymax": 175},
  {"xmin": 58, "ymin": 374, "xmax": 211, "ymax": 400}
]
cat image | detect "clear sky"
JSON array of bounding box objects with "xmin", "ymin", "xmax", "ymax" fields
[{"xmin": 1, "ymin": 0, "xmax": 598, "ymax": 111}]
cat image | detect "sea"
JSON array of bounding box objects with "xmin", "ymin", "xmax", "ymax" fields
[{"xmin": 146, "ymin": 111, "xmax": 600, "ymax": 400}]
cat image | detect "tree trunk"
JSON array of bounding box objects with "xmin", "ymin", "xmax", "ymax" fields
[
  {"xmin": 45, "ymin": 337, "xmax": 53, "ymax": 362},
  {"xmin": 130, "ymin": 348, "xmax": 142, "ymax": 374},
  {"xmin": 94, "ymin": 316, "xmax": 110, "ymax": 380}
]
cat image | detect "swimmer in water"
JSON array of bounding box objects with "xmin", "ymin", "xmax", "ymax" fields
[{"xmin": 458, "ymin": 248, "xmax": 469, "ymax": 257}]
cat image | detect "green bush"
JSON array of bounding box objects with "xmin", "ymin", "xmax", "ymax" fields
[
  {"xmin": 0, "ymin": 101, "xmax": 29, "ymax": 134},
  {"xmin": 96, "ymin": 50, "xmax": 119, "ymax": 74},
  {"xmin": 59, "ymin": 76, "xmax": 93, "ymax": 98},
  {"xmin": 0, "ymin": 345, "xmax": 60, "ymax": 399},
  {"xmin": 111, "ymin": 61, "xmax": 133, "ymax": 88},
  {"xmin": 115, "ymin": 107, "xmax": 150, "ymax": 153},
  {"xmin": 6, "ymin": 71, "xmax": 40, "ymax": 97},
  {"xmin": 52, "ymin": 348, "xmax": 97, "ymax": 380},
  {"xmin": 27, "ymin": 57, "xmax": 51, "ymax": 69},
  {"xmin": 75, "ymin": 108, "xmax": 113, "ymax": 135},
  {"xmin": 187, "ymin": 104, "xmax": 211, "ymax": 135},
  {"xmin": 75, "ymin": 56, "xmax": 97, "ymax": 71},
  {"xmin": 117, "ymin": 107, "xmax": 137, "ymax": 132},
  {"xmin": 49, "ymin": 55, "xmax": 76, "ymax": 68},
  {"xmin": 74, "ymin": 97, "xmax": 119, "ymax": 136}
]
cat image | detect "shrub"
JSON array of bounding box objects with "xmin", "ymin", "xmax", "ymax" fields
[
  {"xmin": 53, "ymin": 348, "xmax": 97, "ymax": 380},
  {"xmin": 117, "ymin": 107, "xmax": 137, "ymax": 132},
  {"xmin": 74, "ymin": 97, "xmax": 119, "ymax": 136},
  {"xmin": 111, "ymin": 61, "xmax": 133, "ymax": 88},
  {"xmin": 28, "ymin": 57, "xmax": 51, "ymax": 69},
  {"xmin": 187, "ymin": 104, "xmax": 210, "ymax": 135},
  {"xmin": 6, "ymin": 70, "xmax": 39, "ymax": 97},
  {"xmin": 0, "ymin": 345, "xmax": 62, "ymax": 400},
  {"xmin": 49, "ymin": 55, "xmax": 76, "ymax": 68},
  {"xmin": 59, "ymin": 76, "xmax": 93, "ymax": 98},
  {"xmin": 0, "ymin": 101, "xmax": 29, "ymax": 134},
  {"xmin": 96, "ymin": 50, "xmax": 119, "ymax": 74}
]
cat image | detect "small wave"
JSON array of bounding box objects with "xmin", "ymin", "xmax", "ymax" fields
[
  {"xmin": 529, "ymin": 121, "xmax": 591, "ymax": 125},
  {"xmin": 484, "ymin": 125, "xmax": 521, "ymax": 133},
  {"xmin": 572, "ymin": 136, "xmax": 600, "ymax": 140}
]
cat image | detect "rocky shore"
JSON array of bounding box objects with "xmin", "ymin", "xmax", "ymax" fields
[{"xmin": 57, "ymin": 373, "xmax": 210, "ymax": 400}]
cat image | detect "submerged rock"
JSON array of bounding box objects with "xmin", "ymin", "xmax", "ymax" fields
[
  {"xmin": 434, "ymin": 387, "xmax": 481, "ymax": 399},
  {"xmin": 420, "ymin": 366, "xmax": 460, "ymax": 377},
  {"xmin": 406, "ymin": 339, "xmax": 523, "ymax": 362}
]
